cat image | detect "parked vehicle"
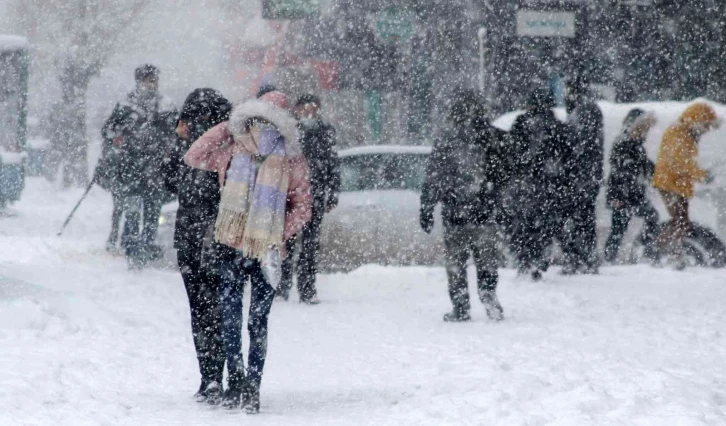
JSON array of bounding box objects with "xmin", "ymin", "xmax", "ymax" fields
[
  {"xmin": 316, "ymin": 145, "xmax": 444, "ymax": 272},
  {"xmin": 0, "ymin": 35, "xmax": 29, "ymax": 207}
]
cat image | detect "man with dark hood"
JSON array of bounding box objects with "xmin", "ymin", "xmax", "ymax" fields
[
  {"xmin": 278, "ymin": 94, "xmax": 340, "ymax": 304},
  {"xmin": 604, "ymin": 108, "xmax": 659, "ymax": 263},
  {"xmin": 164, "ymin": 88, "xmax": 232, "ymax": 404},
  {"xmin": 507, "ymin": 88, "xmax": 572, "ymax": 281},
  {"xmin": 420, "ymin": 89, "xmax": 508, "ymax": 322},
  {"xmin": 99, "ymin": 64, "xmax": 178, "ymax": 267},
  {"xmin": 562, "ymin": 75, "xmax": 604, "ymax": 274}
]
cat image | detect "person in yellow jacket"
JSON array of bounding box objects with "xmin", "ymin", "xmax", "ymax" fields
[{"xmin": 652, "ymin": 102, "xmax": 721, "ymax": 268}]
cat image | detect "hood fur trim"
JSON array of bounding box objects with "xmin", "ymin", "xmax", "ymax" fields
[{"xmin": 227, "ymin": 99, "xmax": 300, "ymax": 156}]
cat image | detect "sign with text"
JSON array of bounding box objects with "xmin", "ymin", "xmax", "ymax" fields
[{"xmin": 516, "ymin": 10, "xmax": 576, "ymax": 38}]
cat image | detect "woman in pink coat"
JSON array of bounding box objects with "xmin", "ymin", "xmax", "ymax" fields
[{"xmin": 184, "ymin": 92, "xmax": 312, "ymax": 413}]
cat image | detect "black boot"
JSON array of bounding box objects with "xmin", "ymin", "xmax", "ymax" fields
[
  {"xmin": 443, "ymin": 309, "xmax": 471, "ymax": 322},
  {"xmin": 194, "ymin": 380, "xmax": 222, "ymax": 404},
  {"xmin": 221, "ymin": 387, "xmax": 241, "ymax": 409},
  {"xmin": 242, "ymin": 384, "xmax": 260, "ymax": 414}
]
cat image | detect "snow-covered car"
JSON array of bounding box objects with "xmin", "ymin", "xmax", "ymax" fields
[{"xmin": 318, "ymin": 145, "xmax": 443, "ymax": 272}]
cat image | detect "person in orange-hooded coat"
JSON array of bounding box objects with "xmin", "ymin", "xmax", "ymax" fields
[{"xmin": 652, "ymin": 102, "xmax": 721, "ymax": 268}]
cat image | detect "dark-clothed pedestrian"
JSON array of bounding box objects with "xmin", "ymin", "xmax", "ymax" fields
[
  {"xmin": 562, "ymin": 76, "xmax": 604, "ymax": 274},
  {"xmin": 420, "ymin": 89, "xmax": 508, "ymax": 322},
  {"xmin": 507, "ymin": 88, "xmax": 572, "ymax": 281},
  {"xmin": 99, "ymin": 64, "xmax": 178, "ymax": 266},
  {"xmin": 164, "ymin": 88, "xmax": 232, "ymax": 404},
  {"xmin": 184, "ymin": 91, "xmax": 312, "ymax": 413},
  {"xmin": 603, "ymin": 108, "xmax": 659, "ymax": 263},
  {"xmin": 278, "ymin": 94, "xmax": 340, "ymax": 304}
]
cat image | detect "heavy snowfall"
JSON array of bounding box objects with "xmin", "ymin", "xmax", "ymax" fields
[{"xmin": 1, "ymin": 1, "xmax": 726, "ymax": 425}]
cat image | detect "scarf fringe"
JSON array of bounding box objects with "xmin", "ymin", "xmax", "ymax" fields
[{"xmin": 214, "ymin": 208, "xmax": 274, "ymax": 260}]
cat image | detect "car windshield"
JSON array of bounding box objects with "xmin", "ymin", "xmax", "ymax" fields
[{"xmin": 340, "ymin": 153, "xmax": 428, "ymax": 192}]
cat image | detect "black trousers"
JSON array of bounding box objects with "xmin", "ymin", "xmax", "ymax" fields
[
  {"xmin": 443, "ymin": 224, "xmax": 499, "ymax": 315},
  {"xmin": 604, "ymin": 201, "xmax": 659, "ymax": 262},
  {"xmin": 178, "ymin": 239, "xmax": 224, "ymax": 385},
  {"xmin": 279, "ymin": 200, "xmax": 324, "ymax": 301},
  {"xmin": 562, "ymin": 195, "xmax": 598, "ymax": 270},
  {"xmin": 108, "ymin": 193, "xmax": 124, "ymax": 246},
  {"xmin": 510, "ymin": 200, "xmax": 561, "ymax": 272},
  {"xmin": 121, "ymin": 194, "xmax": 163, "ymax": 249}
]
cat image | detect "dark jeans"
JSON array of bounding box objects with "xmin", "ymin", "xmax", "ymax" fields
[
  {"xmin": 121, "ymin": 195, "xmax": 162, "ymax": 250},
  {"xmin": 443, "ymin": 224, "xmax": 499, "ymax": 315},
  {"xmin": 604, "ymin": 202, "xmax": 659, "ymax": 262},
  {"xmin": 562, "ymin": 196, "xmax": 599, "ymax": 271},
  {"xmin": 108, "ymin": 193, "xmax": 124, "ymax": 246},
  {"xmin": 178, "ymin": 239, "xmax": 224, "ymax": 384},
  {"xmin": 279, "ymin": 201, "xmax": 324, "ymax": 301},
  {"xmin": 657, "ymin": 190, "xmax": 690, "ymax": 258},
  {"xmin": 218, "ymin": 250, "xmax": 275, "ymax": 392},
  {"xmin": 510, "ymin": 202, "xmax": 561, "ymax": 272}
]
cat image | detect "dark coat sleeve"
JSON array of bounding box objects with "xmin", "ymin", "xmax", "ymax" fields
[
  {"xmin": 420, "ymin": 138, "xmax": 449, "ymax": 217},
  {"xmin": 325, "ymin": 124, "xmax": 341, "ymax": 197}
]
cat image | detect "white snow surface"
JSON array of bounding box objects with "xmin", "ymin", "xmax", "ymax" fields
[
  {"xmin": 0, "ymin": 34, "xmax": 28, "ymax": 49},
  {"xmin": 1, "ymin": 178, "xmax": 726, "ymax": 425},
  {"xmin": 0, "ymin": 150, "xmax": 28, "ymax": 164},
  {"xmin": 339, "ymin": 145, "xmax": 432, "ymax": 157}
]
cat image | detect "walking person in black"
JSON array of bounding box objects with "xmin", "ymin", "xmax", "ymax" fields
[
  {"xmin": 278, "ymin": 94, "xmax": 340, "ymax": 304},
  {"xmin": 100, "ymin": 64, "xmax": 178, "ymax": 266},
  {"xmin": 507, "ymin": 88, "xmax": 572, "ymax": 281},
  {"xmin": 420, "ymin": 89, "xmax": 508, "ymax": 322},
  {"xmin": 164, "ymin": 88, "xmax": 232, "ymax": 404},
  {"xmin": 562, "ymin": 76, "xmax": 604, "ymax": 274},
  {"xmin": 603, "ymin": 108, "xmax": 659, "ymax": 263}
]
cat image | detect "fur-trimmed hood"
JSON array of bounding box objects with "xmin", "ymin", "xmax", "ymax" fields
[{"xmin": 226, "ymin": 99, "xmax": 301, "ymax": 156}]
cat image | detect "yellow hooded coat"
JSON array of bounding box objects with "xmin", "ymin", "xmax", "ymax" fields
[{"xmin": 652, "ymin": 103, "xmax": 716, "ymax": 198}]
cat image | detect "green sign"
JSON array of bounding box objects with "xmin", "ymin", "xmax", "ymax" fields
[
  {"xmin": 262, "ymin": 0, "xmax": 319, "ymax": 20},
  {"xmin": 376, "ymin": 7, "xmax": 413, "ymax": 41}
]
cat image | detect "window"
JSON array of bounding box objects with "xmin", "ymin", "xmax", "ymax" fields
[{"xmin": 340, "ymin": 153, "xmax": 428, "ymax": 192}]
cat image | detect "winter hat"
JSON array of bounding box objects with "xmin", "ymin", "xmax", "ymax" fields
[
  {"xmin": 622, "ymin": 108, "xmax": 645, "ymax": 130},
  {"xmin": 135, "ymin": 64, "xmax": 159, "ymax": 82},
  {"xmin": 179, "ymin": 88, "xmax": 232, "ymax": 125},
  {"xmin": 256, "ymin": 84, "xmax": 278, "ymax": 99},
  {"xmin": 260, "ymin": 90, "xmax": 290, "ymax": 110},
  {"xmin": 295, "ymin": 93, "xmax": 321, "ymax": 108}
]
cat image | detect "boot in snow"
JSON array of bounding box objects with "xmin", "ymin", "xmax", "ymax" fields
[
  {"xmin": 242, "ymin": 385, "xmax": 260, "ymax": 414},
  {"xmin": 221, "ymin": 387, "xmax": 241, "ymax": 409},
  {"xmin": 443, "ymin": 309, "xmax": 471, "ymax": 322},
  {"xmin": 194, "ymin": 380, "xmax": 222, "ymax": 404},
  {"xmin": 531, "ymin": 270, "xmax": 543, "ymax": 282},
  {"xmin": 480, "ymin": 290, "xmax": 504, "ymax": 321}
]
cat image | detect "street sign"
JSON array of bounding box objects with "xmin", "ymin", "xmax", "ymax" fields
[
  {"xmin": 516, "ymin": 10, "xmax": 576, "ymax": 38},
  {"xmin": 262, "ymin": 0, "xmax": 319, "ymax": 20}
]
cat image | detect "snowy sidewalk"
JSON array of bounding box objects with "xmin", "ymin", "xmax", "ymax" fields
[{"xmin": 1, "ymin": 179, "xmax": 725, "ymax": 425}]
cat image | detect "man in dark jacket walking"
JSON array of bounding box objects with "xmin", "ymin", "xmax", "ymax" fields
[
  {"xmin": 563, "ymin": 76, "xmax": 604, "ymax": 274},
  {"xmin": 99, "ymin": 64, "xmax": 178, "ymax": 266},
  {"xmin": 164, "ymin": 88, "xmax": 232, "ymax": 404},
  {"xmin": 278, "ymin": 94, "xmax": 340, "ymax": 304},
  {"xmin": 420, "ymin": 89, "xmax": 508, "ymax": 322},
  {"xmin": 604, "ymin": 108, "xmax": 659, "ymax": 262},
  {"xmin": 507, "ymin": 88, "xmax": 572, "ymax": 281}
]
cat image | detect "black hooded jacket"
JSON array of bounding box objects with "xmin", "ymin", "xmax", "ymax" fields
[
  {"xmin": 606, "ymin": 135, "xmax": 654, "ymax": 207},
  {"xmin": 421, "ymin": 108, "xmax": 511, "ymax": 227},
  {"xmin": 163, "ymin": 88, "xmax": 231, "ymax": 248},
  {"xmin": 98, "ymin": 88, "xmax": 178, "ymax": 198},
  {"xmin": 298, "ymin": 119, "xmax": 340, "ymax": 203}
]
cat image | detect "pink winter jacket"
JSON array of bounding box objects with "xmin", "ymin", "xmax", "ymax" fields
[{"xmin": 184, "ymin": 121, "xmax": 312, "ymax": 242}]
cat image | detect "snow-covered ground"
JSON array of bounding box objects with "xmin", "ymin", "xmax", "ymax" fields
[{"xmin": 2, "ymin": 178, "xmax": 726, "ymax": 425}]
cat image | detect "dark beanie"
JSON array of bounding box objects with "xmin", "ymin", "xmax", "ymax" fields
[
  {"xmin": 179, "ymin": 88, "xmax": 232, "ymax": 125},
  {"xmin": 256, "ymin": 84, "xmax": 278, "ymax": 99},
  {"xmin": 135, "ymin": 64, "xmax": 159, "ymax": 82}
]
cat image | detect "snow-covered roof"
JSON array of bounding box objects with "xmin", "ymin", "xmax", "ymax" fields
[
  {"xmin": 339, "ymin": 145, "xmax": 432, "ymax": 157},
  {"xmin": 0, "ymin": 35, "xmax": 29, "ymax": 50}
]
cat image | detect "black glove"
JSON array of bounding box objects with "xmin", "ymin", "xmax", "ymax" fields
[{"xmin": 420, "ymin": 209, "xmax": 434, "ymax": 234}]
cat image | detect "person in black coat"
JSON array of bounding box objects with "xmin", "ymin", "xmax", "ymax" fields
[
  {"xmin": 278, "ymin": 94, "xmax": 340, "ymax": 304},
  {"xmin": 562, "ymin": 76, "xmax": 604, "ymax": 274},
  {"xmin": 603, "ymin": 108, "xmax": 659, "ymax": 262},
  {"xmin": 507, "ymin": 88, "xmax": 573, "ymax": 281},
  {"xmin": 99, "ymin": 64, "xmax": 178, "ymax": 266},
  {"xmin": 165, "ymin": 88, "xmax": 232, "ymax": 404},
  {"xmin": 420, "ymin": 89, "xmax": 509, "ymax": 322}
]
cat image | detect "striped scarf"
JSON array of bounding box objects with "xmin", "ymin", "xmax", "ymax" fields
[{"xmin": 214, "ymin": 125, "xmax": 289, "ymax": 260}]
